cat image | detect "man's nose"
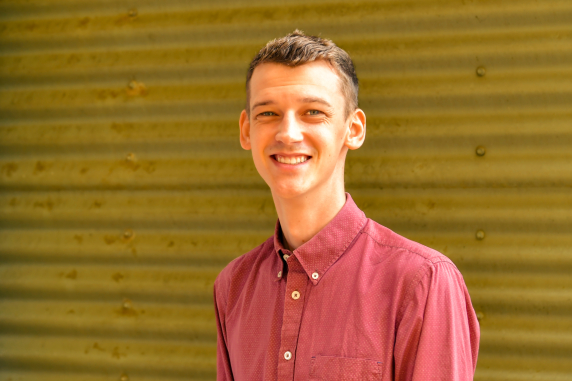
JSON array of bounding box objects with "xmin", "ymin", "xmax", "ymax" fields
[{"xmin": 275, "ymin": 112, "xmax": 303, "ymax": 144}]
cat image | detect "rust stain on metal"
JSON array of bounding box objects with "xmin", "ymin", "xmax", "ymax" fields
[
  {"xmin": 33, "ymin": 161, "xmax": 51, "ymax": 174},
  {"xmin": 33, "ymin": 198, "xmax": 55, "ymax": 211},
  {"xmin": 112, "ymin": 346, "xmax": 127, "ymax": 359},
  {"xmin": 65, "ymin": 269, "xmax": 77, "ymax": 279},
  {"xmin": 97, "ymin": 89, "xmax": 121, "ymax": 101},
  {"xmin": 78, "ymin": 17, "xmax": 91, "ymax": 28},
  {"xmin": 90, "ymin": 200, "xmax": 103, "ymax": 209},
  {"xmin": 1, "ymin": 163, "xmax": 18, "ymax": 177},
  {"xmin": 110, "ymin": 122, "xmax": 137, "ymax": 136}
]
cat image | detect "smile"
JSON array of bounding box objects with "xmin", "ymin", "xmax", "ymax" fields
[{"xmin": 273, "ymin": 155, "xmax": 311, "ymax": 165}]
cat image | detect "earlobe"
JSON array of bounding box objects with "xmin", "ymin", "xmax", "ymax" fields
[
  {"xmin": 345, "ymin": 109, "xmax": 366, "ymax": 150},
  {"xmin": 239, "ymin": 109, "xmax": 252, "ymax": 150}
]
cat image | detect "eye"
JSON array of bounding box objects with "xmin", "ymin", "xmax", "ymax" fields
[
  {"xmin": 259, "ymin": 111, "xmax": 276, "ymax": 117},
  {"xmin": 306, "ymin": 110, "xmax": 322, "ymax": 116}
]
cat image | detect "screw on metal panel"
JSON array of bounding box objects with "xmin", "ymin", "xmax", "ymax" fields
[
  {"xmin": 126, "ymin": 80, "xmax": 147, "ymax": 96},
  {"xmin": 475, "ymin": 146, "xmax": 486, "ymax": 157},
  {"xmin": 128, "ymin": 9, "xmax": 138, "ymax": 17},
  {"xmin": 123, "ymin": 229, "xmax": 134, "ymax": 239},
  {"xmin": 476, "ymin": 311, "xmax": 484, "ymax": 322},
  {"xmin": 475, "ymin": 230, "xmax": 485, "ymax": 240},
  {"xmin": 120, "ymin": 298, "xmax": 138, "ymax": 317},
  {"xmin": 126, "ymin": 153, "xmax": 136, "ymax": 162},
  {"xmin": 476, "ymin": 66, "xmax": 486, "ymax": 77},
  {"xmin": 122, "ymin": 299, "xmax": 132, "ymax": 310},
  {"xmin": 120, "ymin": 373, "xmax": 129, "ymax": 381}
]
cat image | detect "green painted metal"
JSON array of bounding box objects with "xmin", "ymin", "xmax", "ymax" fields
[{"xmin": 1, "ymin": 0, "xmax": 571, "ymax": 380}]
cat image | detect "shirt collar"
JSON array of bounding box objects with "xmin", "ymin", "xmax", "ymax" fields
[{"xmin": 273, "ymin": 192, "xmax": 367, "ymax": 285}]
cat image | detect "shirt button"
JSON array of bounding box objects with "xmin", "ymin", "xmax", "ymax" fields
[
  {"xmin": 283, "ymin": 254, "xmax": 290, "ymax": 261},
  {"xmin": 291, "ymin": 291, "xmax": 300, "ymax": 300},
  {"xmin": 311, "ymin": 272, "xmax": 319, "ymax": 280},
  {"xmin": 284, "ymin": 351, "xmax": 292, "ymax": 360},
  {"xmin": 277, "ymin": 271, "xmax": 282, "ymax": 278}
]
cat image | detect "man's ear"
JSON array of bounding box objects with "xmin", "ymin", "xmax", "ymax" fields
[
  {"xmin": 239, "ymin": 109, "xmax": 252, "ymax": 150},
  {"xmin": 345, "ymin": 108, "xmax": 366, "ymax": 150}
]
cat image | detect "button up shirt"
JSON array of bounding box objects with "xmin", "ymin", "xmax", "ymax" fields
[{"xmin": 214, "ymin": 194, "xmax": 479, "ymax": 380}]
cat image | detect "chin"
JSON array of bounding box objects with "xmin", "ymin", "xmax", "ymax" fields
[{"xmin": 269, "ymin": 181, "xmax": 312, "ymax": 200}]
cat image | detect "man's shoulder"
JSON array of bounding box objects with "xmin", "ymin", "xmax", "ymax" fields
[
  {"xmin": 360, "ymin": 219, "xmax": 466, "ymax": 310},
  {"xmin": 361, "ymin": 218, "xmax": 455, "ymax": 269}
]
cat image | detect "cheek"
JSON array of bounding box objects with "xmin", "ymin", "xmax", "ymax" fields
[{"xmin": 249, "ymin": 130, "xmax": 272, "ymax": 167}]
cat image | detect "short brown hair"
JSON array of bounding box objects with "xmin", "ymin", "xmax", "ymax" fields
[{"xmin": 246, "ymin": 30, "xmax": 359, "ymax": 119}]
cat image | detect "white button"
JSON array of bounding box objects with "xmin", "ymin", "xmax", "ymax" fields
[
  {"xmin": 284, "ymin": 351, "xmax": 292, "ymax": 360},
  {"xmin": 283, "ymin": 254, "xmax": 290, "ymax": 261},
  {"xmin": 311, "ymin": 272, "xmax": 319, "ymax": 280},
  {"xmin": 277, "ymin": 271, "xmax": 282, "ymax": 278},
  {"xmin": 291, "ymin": 291, "xmax": 300, "ymax": 300}
]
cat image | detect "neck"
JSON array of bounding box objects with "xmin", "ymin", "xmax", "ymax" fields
[{"xmin": 272, "ymin": 180, "xmax": 347, "ymax": 251}]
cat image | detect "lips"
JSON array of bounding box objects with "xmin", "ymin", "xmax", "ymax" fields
[{"xmin": 273, "ymin": 154, "xmax": 311, "ymax": 165}]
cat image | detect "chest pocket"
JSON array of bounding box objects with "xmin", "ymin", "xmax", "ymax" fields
[{"xmin": 309, "ymin": 355, "xmax": 383, "ymax": 381}]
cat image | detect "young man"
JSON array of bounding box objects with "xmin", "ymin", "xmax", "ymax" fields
[{"xmin": 214, "ymin": 31, "xmax": 479, "ymax": 381}]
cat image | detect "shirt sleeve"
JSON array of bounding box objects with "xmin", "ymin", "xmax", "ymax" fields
[
  {"xmin": 214, "ymin": 276, "xmax": 234, "ymax": 381},
  {"xmin": 394, "ymin": 261, "xmax": 480, "ymax": 381}
]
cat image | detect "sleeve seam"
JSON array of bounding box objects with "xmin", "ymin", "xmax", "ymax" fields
[
  {"xmin": 362, "ymin": 229, "xmax": 454, "ymax": 267},
  {"xmin": 396, "ymin": 260, "xmax": 460, "ymax": 323}
]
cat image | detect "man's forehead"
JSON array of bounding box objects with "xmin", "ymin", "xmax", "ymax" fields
[{"xmin": 249, "ymin": 61, "xmax": 343, "ymax": 98}]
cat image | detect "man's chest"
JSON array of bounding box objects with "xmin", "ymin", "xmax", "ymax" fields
[{"xmin": 225, "ymin": 258, "xmax": 402, "ymax": 381}]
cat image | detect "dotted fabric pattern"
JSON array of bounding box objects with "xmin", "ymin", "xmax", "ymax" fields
[
  {"xmin": 214, "ymin": 193, "xmax": 480, "ymax": 381},
  {"xmin": 309, "ymin": 355, "xmax": 382, "ymax": 381}
]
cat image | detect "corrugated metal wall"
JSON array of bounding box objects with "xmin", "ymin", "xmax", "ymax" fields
[{"xmin": 1, "ymin": 0, "xmax": 571, "ymax": 380}]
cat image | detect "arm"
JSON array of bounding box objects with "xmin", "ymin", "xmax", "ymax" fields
[
  {"xmin": 394, "ymin": 261, "xmax": 480, "ymax": 381},
  {"xmin": 214, "ymin": 278, "xmax": 234, "ymax": 381}
]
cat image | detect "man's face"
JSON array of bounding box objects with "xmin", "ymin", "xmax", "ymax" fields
[{"xmin": 239, "ymin": 60, "xmax": 364, "ymax": 200}]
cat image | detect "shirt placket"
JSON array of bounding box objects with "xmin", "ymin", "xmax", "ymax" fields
[{"xmin": 277, "ymin": 253, "xmax": 308, "ymax": 380}]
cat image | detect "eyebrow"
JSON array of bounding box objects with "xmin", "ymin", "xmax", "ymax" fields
[
  {"xmin": 299, "ymin": 97, "xmax": 333, "ymax": 108},
  {"xmin": 251, "ymin": 97, "xmax": 333, "ymax": 111},
  {"xmin": 251, "ymin": 100, "xmax": 275, "ymax": 110}
]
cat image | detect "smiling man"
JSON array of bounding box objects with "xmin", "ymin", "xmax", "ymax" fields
[{"xmin": 214, "ymin": 31, "xmax": 479, "ymax": 381}]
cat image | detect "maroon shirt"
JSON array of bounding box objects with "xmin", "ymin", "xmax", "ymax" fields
[{"xmin": 214, "ymin": 194, "xmax": 479, "ymax": 380}]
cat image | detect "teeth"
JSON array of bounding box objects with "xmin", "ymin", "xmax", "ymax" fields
[{"xmin": 275, "ymin": 155, "xmax": 309, "ymax": 165}]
